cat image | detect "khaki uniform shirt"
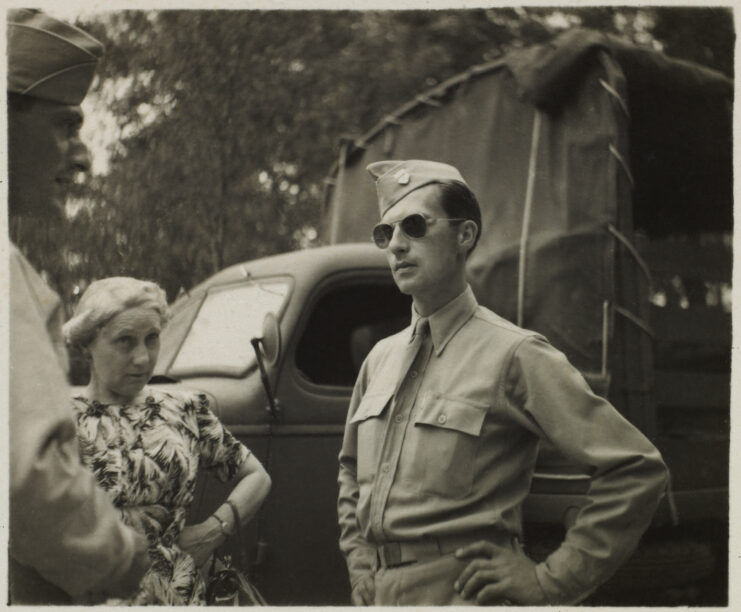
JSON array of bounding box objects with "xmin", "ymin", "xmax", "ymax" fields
[
  {"xmin": 9, "ymin": 245, "xmax": 140, "ymax": 601},
  {"xmin": 338, "ymin": 286, "xmax": 668, "ymax": 604}
]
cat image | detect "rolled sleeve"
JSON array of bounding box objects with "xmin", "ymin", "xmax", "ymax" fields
[{"xmin": 506, "ymin": 336, "xmax": 669, "ymax": 604}]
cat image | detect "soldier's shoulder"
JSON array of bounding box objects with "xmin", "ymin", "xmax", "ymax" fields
[{"xmin": 470, "ymin": 306, "xmax": 545, "ymax": 344}]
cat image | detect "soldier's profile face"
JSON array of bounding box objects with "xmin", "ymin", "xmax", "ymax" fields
[
  {"xmin": 381, "ymin": 184, "xmax": 462, "ymax": 301},
  {"xmin": 8, "ymin": 97, "xmax": 90, "ymax": 217}
]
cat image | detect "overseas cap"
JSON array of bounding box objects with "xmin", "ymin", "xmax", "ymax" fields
[
  {"xmin": 367, "ymin": 159, "xmax": 469, "ymax": 217},
  {"xmin": 7, "ymin": 9, "xmax": 103, "ymax": 105}
]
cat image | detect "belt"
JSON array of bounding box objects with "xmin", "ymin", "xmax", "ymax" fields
[{"xmin": 376, "ymin": 528, "xmax": 517, "ymax": 569}]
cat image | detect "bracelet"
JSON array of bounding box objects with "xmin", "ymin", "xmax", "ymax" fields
[
  {"xmin": 225, "ymin": 499, "xmax": 241, "ymax": 534},
  {"xmin": 212, "ymin": 513, "xmax": 230, "ymax": 539}
]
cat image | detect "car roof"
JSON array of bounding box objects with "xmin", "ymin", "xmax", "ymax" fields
[{"xmin": 186, "ymin": 242, "xmax": 387, "ymax": 295}]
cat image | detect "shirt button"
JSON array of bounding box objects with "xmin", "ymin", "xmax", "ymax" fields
[
  {"xmin": 381, "ymin": 463, "xmax": 390, "ymax": 473},
  {"xmin": 410, "ymin": 370, "xmax": 418, "ymax": 378},
  {"xmin": 437, "ymin": 414, "xmax": 447, "ymax": 424},
  {"xmin": 394, "ymin": 414, "xmax": 403, "ymax": 423}
]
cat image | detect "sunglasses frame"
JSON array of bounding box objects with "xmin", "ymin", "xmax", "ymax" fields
[{"xmin": 371, "ymin": 213, "xmax": 466, "ymax": 249}]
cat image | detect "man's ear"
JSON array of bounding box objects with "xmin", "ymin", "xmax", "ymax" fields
[{"xmin": 458, "ymin": 220, "xmax": 478, "ymax": 252}]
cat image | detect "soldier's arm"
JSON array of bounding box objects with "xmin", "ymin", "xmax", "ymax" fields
[
  {"xmin": 505, "ymin": 336, "xmax": 669, "ymax": 604},
  {"xmin": 9, "ymin": 255, "xmax": 150, "ymax": 601},
  {"xmin": 337, "ymin": 359, "xmax": 377, "ymax": 595}
]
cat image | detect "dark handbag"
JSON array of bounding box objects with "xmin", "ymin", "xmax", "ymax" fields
[
  {"xmin": 206, "ymin": 555, "xmax": 266, "ymax": 606},
  {"xmin": 206, "ymin": 502, "xmax": 267, "ymax": 606}
]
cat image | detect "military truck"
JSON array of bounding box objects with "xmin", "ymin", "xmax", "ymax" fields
[{"xmin": 152, "ymin": 28, "xmax": 731, "ymax": 604}]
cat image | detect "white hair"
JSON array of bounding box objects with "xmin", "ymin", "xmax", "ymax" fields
[{"xmin": 63, "ymin": 276, "xmax": 169, "ymax": 347}]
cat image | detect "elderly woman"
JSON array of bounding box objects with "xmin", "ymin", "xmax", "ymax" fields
[{"xmin": 63, "ymin": 277, "xmax": 271, "ymax": 605}]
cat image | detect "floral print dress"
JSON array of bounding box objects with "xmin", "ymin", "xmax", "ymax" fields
[{"xmin": 72, "ymin": 386, "xmax": 250, "ymax": 605}]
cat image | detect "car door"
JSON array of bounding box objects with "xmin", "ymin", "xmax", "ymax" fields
[{"xmin": 258, "ymin": 270, "xmax": 410, "ymax": 604}]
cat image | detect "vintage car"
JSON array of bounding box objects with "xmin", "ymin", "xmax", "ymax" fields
[{"xmin": 149, "ymin": 28, "xmax": 730, "ymax": 605}]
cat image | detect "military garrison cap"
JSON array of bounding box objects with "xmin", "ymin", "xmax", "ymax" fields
[
  {"xmin": 367, "ymin": 159, "xmax": 469, "ymax": 216},
  {"xmin": 7, "ymin": 9, "xmax": 103, "ymax": 105}
]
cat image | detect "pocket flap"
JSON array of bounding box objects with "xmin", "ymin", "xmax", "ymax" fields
[
  {"xmin": 350, "ymin": 392, "xmax": 392, "ymax": 424},
  {"xmin": 414, "ymin": 394, "xmax": 487, "ymax": 436}
]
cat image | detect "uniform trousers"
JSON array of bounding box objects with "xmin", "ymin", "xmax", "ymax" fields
[{"xmin": 374, "ymin": 555, "xmax": 472, "ymax": 605}]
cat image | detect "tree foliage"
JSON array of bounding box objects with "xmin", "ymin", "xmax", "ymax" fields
[{"xmin": 10, "ymin": 7, "xmax": 733, "ymax": 308}]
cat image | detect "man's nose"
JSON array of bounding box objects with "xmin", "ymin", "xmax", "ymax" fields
[
  {"xmin": 70, "ymin": 138, "xmax": 92, "ymax": 174},
  {"xmin": 388, "ymin": 224, "xmax": 409, "ymax": 254}
]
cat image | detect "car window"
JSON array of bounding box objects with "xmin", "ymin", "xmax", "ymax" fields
[
  {"xmin": 155, "ymin": 292, "xmax": 204, "ymax": 376},
  {"xmin": 295, "ymin": 281, "xmax": 411, "ymax": 387},
  {"xmin": 169, "ymin": 279, "xmax": 290, "ymax": 376}
]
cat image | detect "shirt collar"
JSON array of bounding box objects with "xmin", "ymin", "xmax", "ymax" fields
[{"xmin": 409, "ymin": 285, "xmax": 478, "ymax": 355}]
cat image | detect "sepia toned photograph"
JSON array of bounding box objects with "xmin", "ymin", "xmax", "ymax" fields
[{"xmin": 5, "ymin": 2, "xmax": 733, "ymax": 606}]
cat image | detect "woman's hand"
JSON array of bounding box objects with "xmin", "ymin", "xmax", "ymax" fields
[
  {"xmin": 178, "ymin": 455, "xmax": 271, "ymax": 570},
  {"xmin": 178, "ymin": 519, "xmax": 223, "ymax": 568}
]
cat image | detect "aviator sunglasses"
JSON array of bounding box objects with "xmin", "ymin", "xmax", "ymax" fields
[{"xmin": 372, "ymin": 213, "xmax": 466, "ymax": 249}]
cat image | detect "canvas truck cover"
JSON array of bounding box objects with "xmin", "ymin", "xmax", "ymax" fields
[{"xmin": 323, "ymin": 28, "xmax": 732, "ymax": 426}]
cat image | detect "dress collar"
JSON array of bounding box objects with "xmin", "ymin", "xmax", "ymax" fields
[
  {"xmin": 77, "ymin": 385, "xmax": 151, "ymax": 408},
  {"xmin": 409, "ymin": 285, "xmax": 478, "ymax": 356}
]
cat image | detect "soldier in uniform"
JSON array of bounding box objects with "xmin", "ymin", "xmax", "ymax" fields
[
  {"xmin": 337, "ymin": 159, "xmax": 669, "ymax": 605},
  {"xmin": 8, "ymin": 9, "xmax": 150, "ymax": 603}
]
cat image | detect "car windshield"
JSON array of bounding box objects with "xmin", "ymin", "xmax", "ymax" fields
[{"xmin": 167, "ymin": 279, "xmax": 290, "ymax": 377}]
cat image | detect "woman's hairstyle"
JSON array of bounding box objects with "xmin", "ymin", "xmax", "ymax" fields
[{"xmin": 63, "ymin": 277, "xmax": 169, "ymax": 348}]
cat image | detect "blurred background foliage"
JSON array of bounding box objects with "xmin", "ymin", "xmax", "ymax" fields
[{"xmin": 9, "ymin": 6, "xmax": 734, "ymax": 309}]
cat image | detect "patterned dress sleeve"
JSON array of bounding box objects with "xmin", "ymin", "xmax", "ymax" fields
[{"xmin": 192, "ymin": 392, "xmax": 251, "ymax": 481}]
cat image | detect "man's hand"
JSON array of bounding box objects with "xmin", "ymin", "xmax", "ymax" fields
[
  {"xmin": 454, "ymin": 540, "xmax": 547, "ymax": 605},
  {"xmin": 351, "ymin": 574, "xmax": 375, "ymax": 606},
  {"xmin": 80, "ymin": 531, "xmax": 151, "ymax": 603}
]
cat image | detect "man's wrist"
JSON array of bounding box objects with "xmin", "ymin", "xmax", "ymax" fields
[{"xmin": 533, "ymin": 562, "xmax": 556, "ymax": 605}]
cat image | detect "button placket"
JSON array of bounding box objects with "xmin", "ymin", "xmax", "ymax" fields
[{"xmin": 370, "ymin": 333, "xmax": 434, "ymax": 541}]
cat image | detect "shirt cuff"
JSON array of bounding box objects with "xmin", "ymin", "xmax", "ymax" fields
[{"xmin": 534, "ymin": 557, "xmax": 593, "ymax": 606}]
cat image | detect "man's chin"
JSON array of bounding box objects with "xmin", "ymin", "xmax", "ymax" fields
[{"xmin": 393, "ymin": 277, "xmax": 416, "ymax": 296}]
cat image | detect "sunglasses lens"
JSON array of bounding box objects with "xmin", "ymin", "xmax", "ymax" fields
[
  {"xmin": 400, "ymin": 214, "xmax": 428, "ymax": 238},
  {"xmin": 372, "ymin": 224, "xmax": 393, "ymax": 248},
  {"xmin": 373, "ymin": 214, "xmax": 429, "ymax": 248}
]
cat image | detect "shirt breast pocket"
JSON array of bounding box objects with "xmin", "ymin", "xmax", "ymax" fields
[
  {"xmin": 350, "ymin": 391, "xmax": 392, "ymax": 484},
  {"xmin": 406, "ymin": 394, "xmax": 487, "ymax": 498}
]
